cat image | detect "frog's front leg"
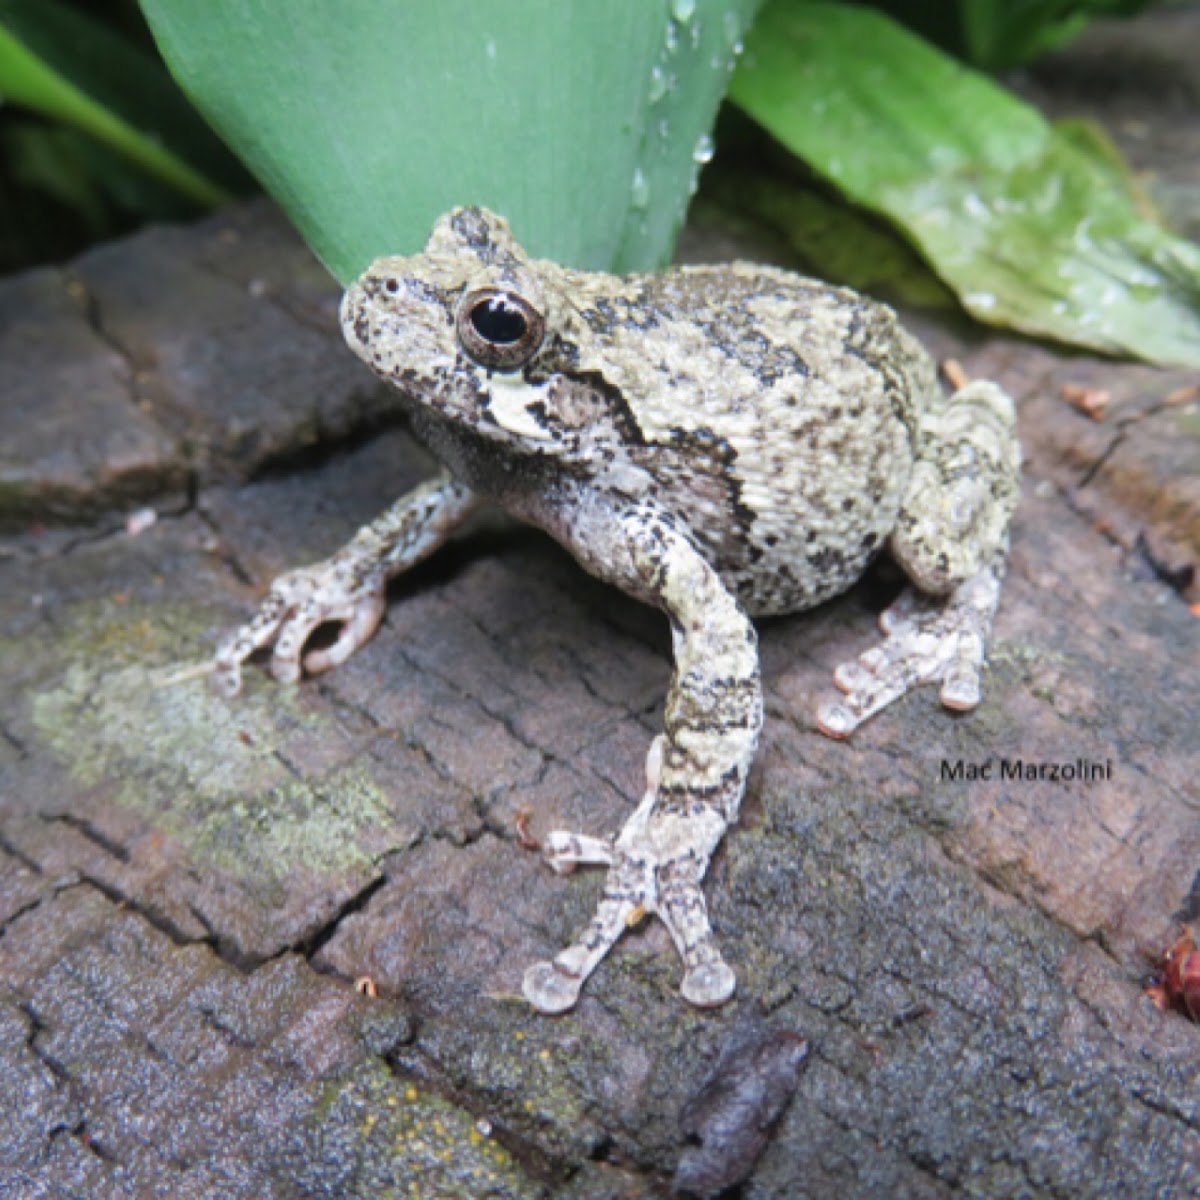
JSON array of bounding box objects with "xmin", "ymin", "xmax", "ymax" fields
[
  {"xmin": 214, "ymin": 471, "xmax": 479, "ymax": 695},
  {"xmin": 817, "ymin": 380, "xmax": 1021, "ymax": 738},
  {"xmin": 524, "ymin": 511, "xmax": 763, "ymax": 1013}
]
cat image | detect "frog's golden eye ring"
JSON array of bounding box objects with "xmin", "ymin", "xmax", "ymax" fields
[{"xmin": 457, "ymin": 287, "xmax": 545, "ymax": 371}]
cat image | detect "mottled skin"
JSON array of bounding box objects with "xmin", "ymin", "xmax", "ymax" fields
[{"xmin": 215, "ymin": 207, "xmax": 1020, "ymax": 1013}]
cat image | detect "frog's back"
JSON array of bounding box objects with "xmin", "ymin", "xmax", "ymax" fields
[{"xmin": 569, "ymin": 261, "xmax": 936, "ymax": 616}]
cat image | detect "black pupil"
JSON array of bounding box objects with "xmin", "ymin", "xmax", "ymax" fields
[{"xmin": 471, "ymin": 296, "xmax": 527, "ymax": 344}]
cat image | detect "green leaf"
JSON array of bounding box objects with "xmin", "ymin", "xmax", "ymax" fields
[
  {"xmin": 860, "ymin": 0, "xmax": 1159, "ymax": 70},
  {"xmin": 704, "ymin": 163, "xmax": 955, "ymax": 309},
  {"xmin": 4, "ymin": 122, "xmax": 113, "ymax": 237},
  {"xmin": 139, "ymin": 0, "xmax": 765, "ymax": 284},
  {"xmin": 957, "ymin": 0, "xmax": 1160, "ymax": 70},
  {"xmin": 729, "ymin": 1, "xmax": 1200, "ymax": 367},
  {"xmin": 0, "ymin": 0, "xmax": 241, "ymax": 209}
]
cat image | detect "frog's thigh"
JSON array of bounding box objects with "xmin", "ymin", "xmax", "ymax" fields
[{"xmin": 890, "ymin": 380, "xmax": 1020, "ymax": 593}]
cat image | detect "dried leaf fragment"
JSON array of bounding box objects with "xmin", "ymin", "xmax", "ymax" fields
[
  {"xmin": 1060, "ymin": 382, "xmax": 1110, "ymax": 421},
  {"xmin": 674, "ymin": 1006, "xmax": 809, "ymax": 1198}
]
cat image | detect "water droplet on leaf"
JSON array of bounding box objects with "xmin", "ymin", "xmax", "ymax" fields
[{"xmin": 631, "ymin": 168, "xmax": 650, "ymax": 210}]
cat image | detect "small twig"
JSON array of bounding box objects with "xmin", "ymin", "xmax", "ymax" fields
[
  {"xmin": 941, "ymin": 358, "xmax": 970, "ymax": 390},
  {"xmin": 152, "ymin": 661, "xmax": 216, "ymax": 689}
]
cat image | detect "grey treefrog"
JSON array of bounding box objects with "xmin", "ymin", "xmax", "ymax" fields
[{"xmin": 215, "ymin": 207, "xmax": 1020, "ymax": 1013}]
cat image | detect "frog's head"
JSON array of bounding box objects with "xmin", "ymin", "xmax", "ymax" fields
[
  {"xmin": 342, "ymin": 207, "xmax": 573, "ymax": 446},
  {"xmin": 342, "ymin": 208, "xmax": 645, "ymax": 473}
]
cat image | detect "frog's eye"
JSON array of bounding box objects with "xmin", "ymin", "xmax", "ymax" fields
[{"xmin": 457, "ymin": 288, "xmax": 545, "ymax": 371}]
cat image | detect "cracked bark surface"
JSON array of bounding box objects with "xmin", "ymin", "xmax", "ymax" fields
[{"xmin": 3, "ymin": 12, "xmax": 1200, "ymax": 1197}]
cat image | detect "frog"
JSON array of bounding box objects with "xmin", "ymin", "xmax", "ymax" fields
[{"xmin": 214, "ymin": 207, "xmax": 1021, "ymax": 1014}]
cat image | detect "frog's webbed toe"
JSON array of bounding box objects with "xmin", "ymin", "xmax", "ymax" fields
[
  {"xmin": 681, "ymin": 960, "xmax": 738, "ymax": 1008},
  {"xmin": 521, "ymin": 858, "xmax": 655, "ymax": 1014},
  {"xmin": 815, "ymin": 558, "xmax": 1002, "ymax": 739},
  {"xmin": 522, "ymin": 826, "xmax": 739, "ymax": 1014},
  {"xmin": 540, "ymin": 830, "xmax": 615, "ymax": 874},
  {"xmin": 523, "ymin": 960, "xmax": 586, "ymax": 1014},
  {"xmin": 213, "ymin": 563, "xmax": 388, "ymax": 696}
]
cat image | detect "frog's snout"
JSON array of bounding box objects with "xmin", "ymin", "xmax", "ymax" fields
[{"xmin": 339, "ymin": 278, "xmax": 372, "ymax": 360}]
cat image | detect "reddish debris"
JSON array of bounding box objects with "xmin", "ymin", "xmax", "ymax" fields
[
  {"xmin": 1146, "ymin": 928, "xmax": 1200, "ymax": 1021},
  {"xmin": 513, "ymin": 809, "xmax": 541, "ymax": 851},
  {"xmin": 1060, "ymin": 382, "xmax": 1110, "ymax": 421},
  {"xmin": 1165, "ymin": 382, "xmax": 1199, "ymax": 406}
]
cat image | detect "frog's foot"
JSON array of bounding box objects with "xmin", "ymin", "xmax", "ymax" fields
[
  {"xmin": 213, "ymin": 475, "xmax": 480, "ymax": 697},
  {"xmin": 522, "ymin": 738, "xmax": 736, "ymax": 1014},
  {"xmin": 815, "ymin": 559, "xmax": 1002, "ymax": 739},
  {"xmin": 213, "ymin": 560, "xmax": 386, "ymax": 697},
  {"xmin": 522, "ymin": 841, "xmax": 736, "ymax": 1014}
]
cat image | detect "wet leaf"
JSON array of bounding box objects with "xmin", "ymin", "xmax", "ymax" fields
[
  {"xmin": 705, "ymin": 162, "xmax": 956, "ymax": 309},
  {"xmin": 730, "ymin": 1, "xmax": 1200, "ymax": 367},
  {"xmin": 139, "ymin": 0, "xmax": 765, "ymax": 283}
]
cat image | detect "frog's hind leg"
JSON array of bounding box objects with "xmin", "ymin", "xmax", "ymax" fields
[
  {"xmin": 523, "ymin": 513, "xmax": 763, "ymax": 1013},
  {"xmin": 817, "ymin": 380, "xmax": 1020, "ymax": 739}
]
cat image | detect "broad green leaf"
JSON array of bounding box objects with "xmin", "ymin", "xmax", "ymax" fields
[
  {"xmin": 0, "ymin": 0, "xmax": 242, "ymax": 209},
  {"xmin": 1052, "ymin": 117, "xmax": 1161, "ymax": 224},
  {"xmin": 139, "ymin": 0, "xmax": 764, "ymax": 283},
  {"xmin": 730, "ymin": 1, "xmax": 1200, "ymax": 367},
  {"xmin": 704, "ymin": 162, "xmax": 955, "ymax": 309}
]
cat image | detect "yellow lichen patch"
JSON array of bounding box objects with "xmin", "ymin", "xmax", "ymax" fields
[{"xmin": 315, "ymin": 1062, "xmax": 537, "ymax": 1199}]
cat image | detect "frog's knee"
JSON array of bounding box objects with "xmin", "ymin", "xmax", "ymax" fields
[
  {"xmin": 890, "ymin": 464, "xmax": 1010, "ymax": 593},
  {"xmin": 893, "ymin": 379, "xmax": 1020, "ymax": 592}
]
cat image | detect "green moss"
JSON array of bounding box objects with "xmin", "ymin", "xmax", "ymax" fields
[
  {"xmin": 0, "ymin": 477, "xmax": 36, "ymax": 523},
  {"xmin": 27, "ymin": 598, "xmax": 394, "ymax": 885}
]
